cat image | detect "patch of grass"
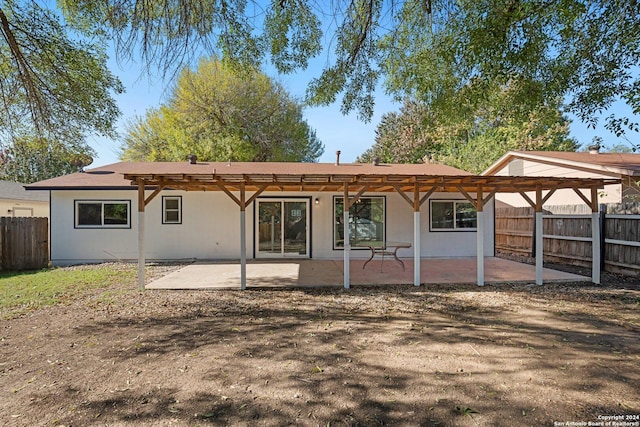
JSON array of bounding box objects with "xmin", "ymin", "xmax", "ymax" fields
[{"xmin": 0, "ymin": 266, "xmax": 135, "ymax": 317}]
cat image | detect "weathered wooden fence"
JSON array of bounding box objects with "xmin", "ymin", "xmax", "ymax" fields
[
  {"xmin": 0, "ymin": 217, "xmax": 49, "ymax": 271},
  {"xmin": 496, "ymin": 203, "xmax": 640, "ymax": 276}
]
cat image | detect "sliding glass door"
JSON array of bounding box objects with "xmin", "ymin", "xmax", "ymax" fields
[{"xmin": 257, "ymin": 199, "xmax": 309, "ymax": 257}]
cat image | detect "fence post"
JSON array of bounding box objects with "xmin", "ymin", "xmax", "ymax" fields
[
  {"xmin": 0, "ymin": 218, "xmax": 3, "ymax": 271},
  {"xmin": 599, "ymin": 204, "xmax": 607, "ymax": 272}
]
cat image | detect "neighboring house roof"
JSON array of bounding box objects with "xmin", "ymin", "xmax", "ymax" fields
[
  {"xmin": 483, "ymin": 151, "xmax": 640, "ymax": 177},
  {"xmin": 0, "ymin": 180, "xmax": 48, "ymax": 202}
]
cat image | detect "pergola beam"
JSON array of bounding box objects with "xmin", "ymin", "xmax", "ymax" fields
[
  {"xmin": 541, "ymin": 187, "xmax": 558, "ymax": 205},
  {"xmin": 124, "ymin": 172, "xmax": 619, "ymax": 195},
  {"xmin": 122, "ymin": 169, "xmax": 618, "ymax": 291},
  {"xmin": 573, "ymin": 188, "xmax": 593, "ymax": 208},
  {"xmin": 518, "ymin": 191, "xmax": 536, "ymax": 208}
]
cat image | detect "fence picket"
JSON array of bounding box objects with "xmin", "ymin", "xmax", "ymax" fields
[
  {"xmin": 496, "ymin": 202, "xmax": 640, "ymax": 276},
  {"xmin": 0, "ymin": 217, "xmax": 49, "ymax": 271}
]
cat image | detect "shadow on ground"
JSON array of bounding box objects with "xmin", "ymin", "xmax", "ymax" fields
[{"xmin": 2, "ymin": 280, "xmax": 638, "ymax": 427}]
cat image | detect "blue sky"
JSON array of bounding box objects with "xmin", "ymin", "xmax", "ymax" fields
[{"xmin": 88, "ymin": 57, "xmax": 639, "ymax": 168}]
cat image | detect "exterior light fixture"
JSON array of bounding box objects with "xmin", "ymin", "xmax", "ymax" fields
[{"xmin": 315, "ymin": 198, "xmax": 319, "ymax": 205}]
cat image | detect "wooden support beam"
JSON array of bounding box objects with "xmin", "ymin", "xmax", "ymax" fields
[
  {"xmin": 419, "ymin": 186, "xmax": 438, "ymax": 206},
  {"xmin": 144, "ymin": 185, "xmax": 165, "ymax": 207},
  {"xmin": 535, "ymin": 186, "xmax": 543, "ymax": 212},
  {"xmin": 218, "ymin": 184, "xmax": 242, "ymax": 208},
  {"xmin": 590, "ymin": 187, "xmax": 599, "ymax": 212},
  {"xmin": 476, "ymin": 185, "xmax": 484, "ymax": 212},
  {"xmin": 346, "ymin": 185, "xmax": 370, "ymax": 209},
  {"xmin": 482, "ymin": 187, "xmax": 498, "ymax": 207},
  {"xmin": 137, "ymin": 180, "xmax": 145, "ymax": 213},
  {"xmin": 572, "ymin": 188, "xmax": 592, "ymax": 208},
  {"xmin": 240, "ymin": 182, "xmax": 246, "ymax": 211},
  {"xmin": 541, "ymin": 187, "xmax": 558, "ymax": 206},
  {"xmin": 392, "ymin": 184, "xmax": 414, "ymax": 207},
  {"xmin": 518, "ymin": 191, "xmax": 536, "ymax": 209},
  {"xmin": 245, "ymin": 185, "xmax": 268, "ymax": 208},
  {"xmin": 456, "ymin": 186, "xmax": 477, "ymax": 207}
]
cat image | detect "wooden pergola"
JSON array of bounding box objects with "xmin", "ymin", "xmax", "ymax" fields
[{"xmin": 124, "ymin": 168, "xmax": 620, "ymax": 290}]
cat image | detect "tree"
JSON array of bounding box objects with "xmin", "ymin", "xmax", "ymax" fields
[
  {"xmin": 121, "ymin": 58, "xmax": 324, "ymax": 162},
  {"xmin": 5, "ymin": 1, "xmax": 638, "ymax": 160},
  {"xmin": 0, "ymin": 134, "xmax": 95, "ymax": 183},
  {"xmin": 382, "ymin": 1, "xmax": 640, "ymax": 139},
  {"xmin": 1, "ymin": 1, "xmax": 122, "ymax": 183},
  {"xmin": 0, "ymin": 2, "xmax": 123, "ymax": 143},
  {"xmin": 59, "ymin": 1, "xmax": 639, "ymax": 135},
  {"xmin": 359, "ymin": 101, "xmax": 438, "ymax": 164},
  {"xmin": 359, "ymin": 96, "xmax": 578, "ymax": 174}
]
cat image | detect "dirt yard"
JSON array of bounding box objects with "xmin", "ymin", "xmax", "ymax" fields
[{"xmin": 1, "ymin": 264, "xmax": 639, "ymax": 427}]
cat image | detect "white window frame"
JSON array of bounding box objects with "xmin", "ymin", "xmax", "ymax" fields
[
  {"xmin": 429, "ymin": 200, "xmax": 477, "ymax": 232},
  {"xmin": 162, "ymin": 196, "xmax": 182, "ymax": 224},
  {"xmin": 75, "ymin": 200, "xmax": 131, "ymax": 229}
]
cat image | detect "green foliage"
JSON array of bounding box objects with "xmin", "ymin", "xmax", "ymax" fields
[
  {"xmin": 0, "ymin": 2, "xmax": 123, "ymax": 142},
  {"xmin": 0, "ymin": 266, "xmax": 135, "ymax": 318},
  {"xmin": 121, "ymin": 57, "xmax": 324, "ymax": 162},
  {"xmin": 59, "ymin": 0, "xmax": 639, "ymax": 138},
  {"xmin": 0, "ymin": 134, "xmax": 95, "ymax": 183},
  {"xmin": 1, "ymin": 1, "xmax": 122, "ymax": 184},
  {"xmin": 383, "ymin": 0, "xmax": 640, "ymax": 138},
  {"xmin": 359, "ymin": 95, "xmax": 577, "ymax": 174}
]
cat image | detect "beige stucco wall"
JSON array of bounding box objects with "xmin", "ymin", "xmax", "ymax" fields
[
  {"xmin": 0, "ymin": 198, "xmax": 49, "ymax": 218},
  {"xmin": 492, "ymin": 159, "xmax": 624, "ymax": 207}
]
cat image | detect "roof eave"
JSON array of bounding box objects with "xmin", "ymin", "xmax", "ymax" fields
[{"xmin": 483, "ymin": 151, "xmax": 639, "ymax": 178}]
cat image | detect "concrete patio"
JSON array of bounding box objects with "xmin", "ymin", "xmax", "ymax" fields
[{"xmin": 146, "ymin": 257, "xmax": 588, "ymax": 289}]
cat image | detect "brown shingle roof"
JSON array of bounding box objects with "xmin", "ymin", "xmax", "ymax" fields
[{"xmin": 26, "ymin": 161, "xmax": 471, "ymax": 190}]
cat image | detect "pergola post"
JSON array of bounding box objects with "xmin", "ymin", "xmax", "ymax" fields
[
  {"xmin": 535, "ymin": 187, "xmax": 544, "ymax": 285},
  {"xmin": 457, "ymin": 185, "xmax": 488, "ymax": 286},
  {"xmin": 240, "ymin": 183, "xmax": 247, "ymax": 290},
  {"xmin": 413, "ymin": 185, "xmax": 421, "ymax": 286},
  {"xmin": 137, "ymin": 181, "xmax": 145, "ymax": 290},
  {"xmin": 343, "ymin": 182, "xmax": 350, "ymax": 289},
  {"xmin": 476, "ymin": 186, "xmax": 484, "ymax": 286},
  {"xmin": 590, "ymin": 187, "xmax": 601, "ymax": 285}
]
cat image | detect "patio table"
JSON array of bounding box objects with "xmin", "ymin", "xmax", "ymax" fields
[{"xmin": 355, "ymin": 241, "xmax": 412, "ymax": 271}]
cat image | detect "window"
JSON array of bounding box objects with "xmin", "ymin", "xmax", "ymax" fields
[
  {"xmin": 334, "ymin": 196, "xmax": 385, "ymax": 249},
  {"xmin": 430, "ymin": 200, "xmax": 477, "ymax": 231},
  {"xmin": 75, "ymin": 200, "xmax": 130, "ymax": 228},
  {"xmin": 162, "ymin": 196, "xmax": 182, "ymax": 224}
]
